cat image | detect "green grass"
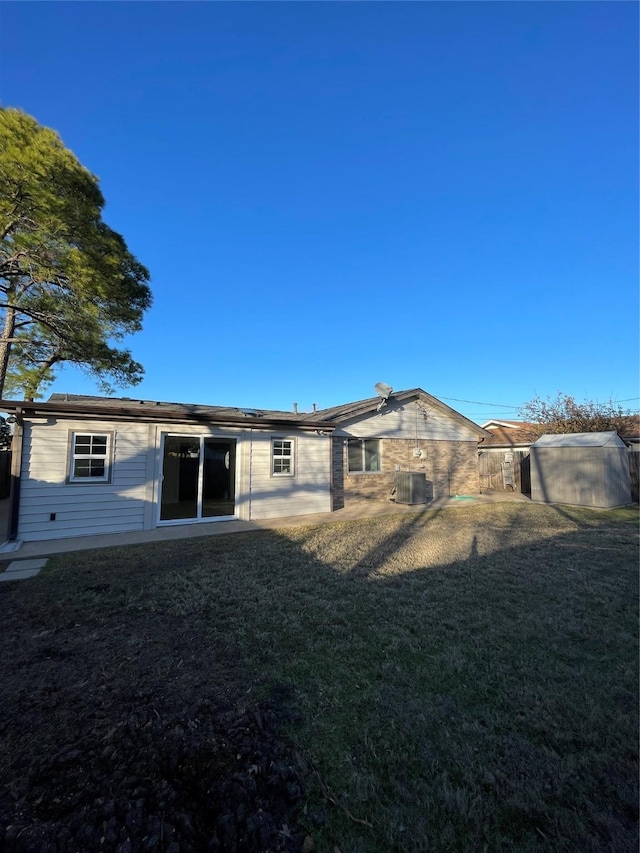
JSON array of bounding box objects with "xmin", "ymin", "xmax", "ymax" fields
[{"xmin": 2, "ymin": 502, "xmax": 638, "ymax": 851}]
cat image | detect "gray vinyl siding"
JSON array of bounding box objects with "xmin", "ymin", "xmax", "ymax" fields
[
  {"xmin": 333, "ymin": 401, "xmax": 481, "ymax": 441},
  {"xmin": 17, "ymin": 418, "xmax": 332, "ymax": 542},
  {"xmin": 248, "ymin": 432, "xmax": 331, "ymax": 520},
  {"xmin": 150, "ymin": 425, "xmax": 330, "ymax": 522},
  {"xmin": 19, "ymin": 419, "xmax": 149, "ymax": 541}
]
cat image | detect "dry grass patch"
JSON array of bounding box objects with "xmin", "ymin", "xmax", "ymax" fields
[{"xmin": 1, "ymin": 502, "xmax": 638, "ymax": 852}]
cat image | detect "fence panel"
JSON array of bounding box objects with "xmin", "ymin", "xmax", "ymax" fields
[
  {"xmin": 629, "ymin": 452, "xmax": 639, "ymax": 503},
  {"xmin": 479, "ymin": 450, "xmax": 530, "ymax": 494}
]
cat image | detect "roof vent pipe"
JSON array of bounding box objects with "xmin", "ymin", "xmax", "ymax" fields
[
  {"xmin": 312, "ymin": 403, "xmax": 317, "ymax": 412},
  {"xmin": 293, "ymin": 402, "xmax": 298, "ymax": 414}
]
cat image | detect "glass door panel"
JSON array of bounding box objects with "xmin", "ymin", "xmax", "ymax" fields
[
  {"xmin": 160, "ymin": 436, "xmax": 201, "ymax": 521},
  {"xmin": 160, "ymin": 435, "xmax": 236, "ymax": 521},
  {"xmin": 202, "ymin": 439, "xmax": 236, "ymax": 517}
]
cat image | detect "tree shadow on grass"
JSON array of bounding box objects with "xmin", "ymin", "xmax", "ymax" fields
[{"xmin": 0, "ymin": 503, "xmax": 637, "ymax": 852}]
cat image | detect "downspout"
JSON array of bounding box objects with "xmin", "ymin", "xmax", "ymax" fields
[
  {"xmin": 7, "ymin": 406, "xmax": 23, "ymax": 541},
  {"xmin": 247, "ymin": 428, "xmax": 253, "ymax": 521}
]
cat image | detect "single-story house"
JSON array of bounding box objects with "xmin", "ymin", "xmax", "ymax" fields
[{"xmin": 0, "ymin": 387, "xmax": 488, "ymax": 545}]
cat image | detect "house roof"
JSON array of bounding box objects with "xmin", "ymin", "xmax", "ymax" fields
[
  {"xmin": 0, "ymin": 388, "xmax": 490, "ymax": 437},
  {"xmin": 532, "ymin": 431, "xmax": 627, "ymax": 448},
  {"xmin": 0, "ymin": 393, "xmax": 336, "ymax": 431},
  {"xmin": 481, "ymin": 419, "xmax": 527, "ymax": 429},
  {"xmin": 479, "ymin": 420, "xmax": 540, "ymax": 448},
  {"xmin": 480, "ymin": 416, "xmax": 640, "ymax": 448},
  {"xmin": 310, "ymin": 388, "xmax": 489, "ymax": 436}
]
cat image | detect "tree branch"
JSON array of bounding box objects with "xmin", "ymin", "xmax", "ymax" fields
[{"xmin": 0, "ymin": 218, "xmax": 21, "ymax": 241}]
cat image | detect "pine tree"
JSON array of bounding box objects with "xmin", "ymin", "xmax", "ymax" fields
[{"xmin": 0, "ymin": 108, "xmax": 152, "ymax": 399}]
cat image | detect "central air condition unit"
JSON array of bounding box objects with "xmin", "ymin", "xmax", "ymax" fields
[{"xmin": 395, "ymin": 472, "xmax": 428, "ymax": 505}]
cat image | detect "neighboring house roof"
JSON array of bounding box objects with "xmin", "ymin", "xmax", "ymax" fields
[
  {"xmin": 311, "ymin": 388, "xmax": 489, "ymax": 437},
  {"xmin": 532, "ymin": 431, "xmax": 627, "ymax": 448},
  {"xmin": 479, "ymin": 420, "xmax": 539, "ymax": 448},
  {"xmin": 480, "ymin": 416, "xmax": 640, "ymax": 448},
  {"xmin": 481, "ymin": 419, "xmax": 527, "ymax": 429}
]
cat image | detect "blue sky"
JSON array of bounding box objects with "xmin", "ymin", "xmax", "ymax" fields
[{"xmin": 1, "ymin": 1, "xmax": 638, "ymax": 423}]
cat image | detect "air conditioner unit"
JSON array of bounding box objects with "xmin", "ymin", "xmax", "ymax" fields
[{"xmin": 395, "ymin": 472, "xmax": 427, "ymax": 505}]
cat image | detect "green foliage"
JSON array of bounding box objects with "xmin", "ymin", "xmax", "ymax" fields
[
  {"xmin": 0, "ymin": 107, "xmax": 152, "ymax": 399},
  {"xmin": 521, "ymin": 392, "xmax": 632, "ymax": 436}
]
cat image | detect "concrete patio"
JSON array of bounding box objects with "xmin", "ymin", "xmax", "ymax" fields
[{"xmin": 0, "ymin": 490, "xmax": 529, "ymax": 562}]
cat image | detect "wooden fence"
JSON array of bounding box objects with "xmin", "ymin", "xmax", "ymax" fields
[
  {"xmin": 630, "ymin": 452, "xmax": 639, "ymax": 503},
  {"xmin": 478, "ymin": 450, "xmax": 531, "ymax": 496}
]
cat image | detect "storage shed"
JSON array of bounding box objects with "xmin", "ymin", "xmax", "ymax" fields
[{"xmin": 530, "ymin": 432, "xmax": 631, "ymax": 508}]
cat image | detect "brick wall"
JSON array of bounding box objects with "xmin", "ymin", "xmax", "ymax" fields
[{"xmin": 332, "ymin": 437, "xmax": 479, "ymax": 506}]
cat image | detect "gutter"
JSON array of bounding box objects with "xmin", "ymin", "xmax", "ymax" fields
[{"xmin": 0, "ymin": 400, "xmax": 336, "ymax": 433}]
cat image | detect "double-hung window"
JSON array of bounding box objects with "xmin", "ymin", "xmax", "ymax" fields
[
  {"xmin": 347, "ymin": 438, "xmax": 381, "ymax": 473},
  {"xmin": 272, "ymin": 438, "xmax": 294, "ymax": 476},
  {"xmin": 69, "ymin": 432, "xmax": 112, "ymax": 483}
]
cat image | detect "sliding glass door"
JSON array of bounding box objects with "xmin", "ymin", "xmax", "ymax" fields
[
  {"xmin": 160, "ymin": 436, "xmax": 236, "ymax": 522},
  {"xmin": 202, "ymin": 439, "xmax": 236, "ymax": 517}
]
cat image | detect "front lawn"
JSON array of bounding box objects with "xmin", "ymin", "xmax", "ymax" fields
[{"xmin": 1, "ymin": 502, "xmax": 638, "ymax": 852}]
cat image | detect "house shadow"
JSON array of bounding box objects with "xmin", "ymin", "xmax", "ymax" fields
[{"xmin": 0, "ymin": 498, "xmax": 637, "ymax": 851}]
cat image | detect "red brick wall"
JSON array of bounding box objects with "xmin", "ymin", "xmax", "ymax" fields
[{"xmin": 332, "ymin": 437, "xmax": 479, "ymax": 507}]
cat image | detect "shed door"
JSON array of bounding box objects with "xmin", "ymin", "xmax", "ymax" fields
[{"xmin": 160, "ymin": 436, "xmax": 236, "ymax": 521}]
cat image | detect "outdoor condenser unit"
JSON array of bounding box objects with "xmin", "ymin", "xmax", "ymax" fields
[{"xmin": 395, "ymin": 472, "xmax": 428, "ymax": 505}]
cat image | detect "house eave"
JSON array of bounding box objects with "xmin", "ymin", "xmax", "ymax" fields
[
  {"xmin": 316, "ymin": 388, "xmax": 490, "ymax": 437},
  {"xmin": 478, "ymin": 440, "xmax": 532, "ymax": 450},
  {"xmin": 0, "ymin": 400, "xmax": 336, "ymax": 433}
]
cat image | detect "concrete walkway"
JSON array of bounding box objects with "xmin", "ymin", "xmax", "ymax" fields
[
  {"xmin": 0, "ymin": 558, "xmax": 48, "ymax": 582},
  {"xmin": 0, "ymin": 491, "xmax": 529, "ymax": 563}
]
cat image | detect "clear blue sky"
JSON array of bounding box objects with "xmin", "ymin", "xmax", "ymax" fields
[{"xmin": 1, "ymin": 1, "xmax": 638, "ymax": 423}]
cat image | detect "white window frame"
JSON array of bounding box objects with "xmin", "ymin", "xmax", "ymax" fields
[
  {"xmin": 347, "ymin": 438, "xmax": 382, "ymax": 473},
  {"xmin": 271, "ymin": 438, "xmax": 295, "ymax": 477},
  {"xmin": 68, "ymin": 432, "xmax": 113, "ymax": 484}
]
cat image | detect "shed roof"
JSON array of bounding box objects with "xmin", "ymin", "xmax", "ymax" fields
[{"xmin": 532, "ymin": 431, "xmax": 627, "ymax": 448}]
